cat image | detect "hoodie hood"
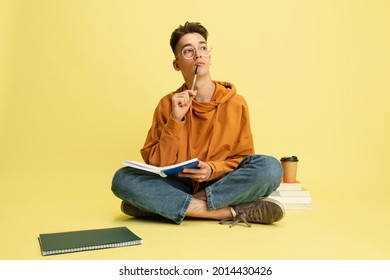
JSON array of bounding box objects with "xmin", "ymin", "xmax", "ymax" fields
[
  {"xmin": 180, "ymin": 81, "xmax": 236, "ymax": 114},
  {"xmin": 209, "ymin": 81, "xmax": 237, "ymax": 104}
]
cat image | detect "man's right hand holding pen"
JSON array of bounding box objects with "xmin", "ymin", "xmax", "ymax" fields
[
  {"xmin": 171, "ymin": 65, "xmax": 199, "ymax": 122},
  {"xmin": 171, "ymin": 89, "xmax": 197, "ymax": 122}
]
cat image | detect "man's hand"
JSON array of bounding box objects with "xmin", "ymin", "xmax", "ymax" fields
[
  {"xmin": 179, "ymin": 161, "xmax": 211, "ymax": 182},
  {"xmin": 171, "ymin": 90, "xmax": 197, "ymax": 121}
]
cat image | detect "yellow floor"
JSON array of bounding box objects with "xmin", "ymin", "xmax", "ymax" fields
[{"xmin": 1, "ymin": 164, "xmax": 389, "ymax": 260}]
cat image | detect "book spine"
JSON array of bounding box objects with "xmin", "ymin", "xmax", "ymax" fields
[
  {"xmin": 270, "ymin": 196, "xmax": 312, "ymax": 204},
  {"xmin": 43, "ymin": 240, "xmax": 142, "ymax": 256}
]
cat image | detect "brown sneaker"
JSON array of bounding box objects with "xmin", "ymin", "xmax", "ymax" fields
[
  {"xmin": 121, "ymin": 201, "xmax": 160, "ymax": 219},
  {"xmin": 220, "ymin": 198, "xmax": 285, "ymax": 227}
]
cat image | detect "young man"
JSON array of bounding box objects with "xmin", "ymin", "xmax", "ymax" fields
[{"xmin": 111, "ymin": 22, "xmax": 285, "ymax": 227}]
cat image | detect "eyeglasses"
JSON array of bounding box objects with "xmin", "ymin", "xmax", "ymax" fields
[{"xmin": 176, "ymin": 44, "xmax": 212, "ymax": 59}]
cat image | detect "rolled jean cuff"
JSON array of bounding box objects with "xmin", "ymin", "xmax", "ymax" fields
[
  {"xmin": 176, "ymin": 194, "xmax": 192, "ymax": 224},
  {"xmin": 205, "ymin": 186, "xmax": 217, "ymax": 210}
]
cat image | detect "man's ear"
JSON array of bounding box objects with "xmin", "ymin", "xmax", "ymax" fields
[{"xmin": 172, "ymin": 60, "xmax": 180, "ymax": 71}]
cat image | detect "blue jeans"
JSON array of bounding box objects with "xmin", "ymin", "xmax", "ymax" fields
[{"xmin": 111, "ymin": 154, "xmax": 283, "ymax": 224}]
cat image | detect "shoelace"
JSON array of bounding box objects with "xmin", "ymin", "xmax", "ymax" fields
[{"xmin": 219, "ymin": 214, "xmax": 252, "ymax": 228}]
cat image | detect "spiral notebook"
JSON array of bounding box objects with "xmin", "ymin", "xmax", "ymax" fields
[{"xmin": 38, "ymin": 226, "xmax": 142, "ymax": 256}]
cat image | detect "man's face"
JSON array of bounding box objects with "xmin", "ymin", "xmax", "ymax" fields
[{"xmin": 173, "ymin": 33, "xmax": 211, "ymax": 79}]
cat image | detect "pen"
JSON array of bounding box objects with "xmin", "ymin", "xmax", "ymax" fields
[
  {"xmin": 189, "ymin": 65, "xmax": 199, "ymax": 101},
  {"xmin": 191, "ymin": 65, "xmax": 199, "ymax": 91}
]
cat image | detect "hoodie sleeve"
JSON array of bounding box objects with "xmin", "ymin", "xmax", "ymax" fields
[{"xmin": 140, "ymin": 94, "xmax": 186, "ymax": 166}]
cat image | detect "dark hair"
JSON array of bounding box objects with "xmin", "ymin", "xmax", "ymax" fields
[{"xmin": 170, "ymin": 22, "xmax": 208, "ymax": 56}]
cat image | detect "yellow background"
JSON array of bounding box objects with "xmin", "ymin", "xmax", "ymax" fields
[{"xmin": 1, "ymin": 0, "xmax": 389, "ymax": 259}]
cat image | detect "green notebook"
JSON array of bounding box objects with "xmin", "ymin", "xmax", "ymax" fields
[{"xmin": 38, "ymin": 226, "xmax": 142, "ymax": 256}]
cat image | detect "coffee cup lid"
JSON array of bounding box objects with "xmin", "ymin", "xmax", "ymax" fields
[{"xmin": 280, "ymin": 156, "xmax": 299, "ymax": 162}]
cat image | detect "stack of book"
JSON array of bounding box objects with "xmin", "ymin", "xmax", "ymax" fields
[{"xmin": 269, "ymin": 181, "xmax": 312, "ymax": 210}]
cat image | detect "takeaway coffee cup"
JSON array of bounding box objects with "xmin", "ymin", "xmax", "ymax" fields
[{"xmin": 280, "ymin": 156, "xmax": 299, "ymax": 183}]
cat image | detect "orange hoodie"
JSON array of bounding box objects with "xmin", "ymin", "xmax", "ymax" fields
[{"xmin": 141, "ymin": 81, "xmax": 255, "ymax": 184}]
